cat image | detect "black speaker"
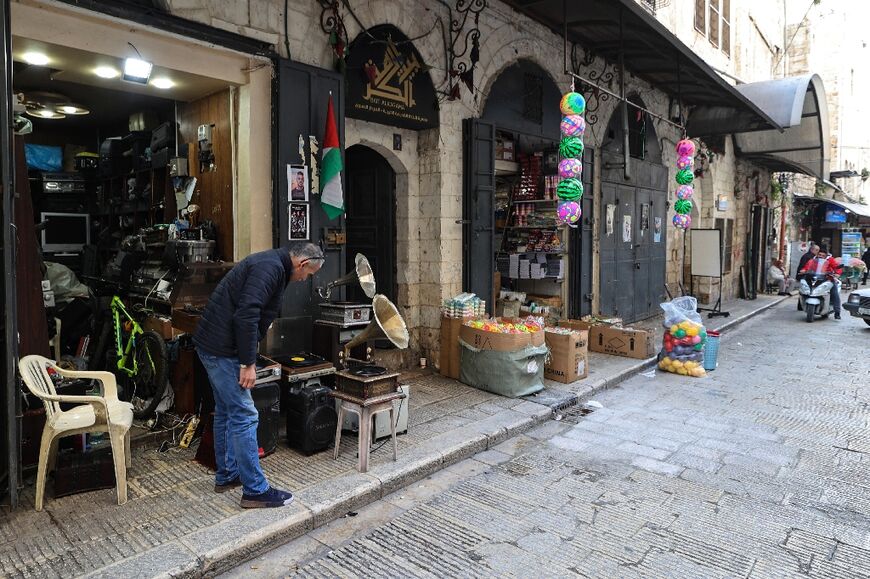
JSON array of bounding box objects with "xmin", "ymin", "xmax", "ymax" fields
[
  {"xmin": 252, "ymin": 382, "xmax": 280, "ymax": 457},
  {"xmin": 286, "ymin": 383, "xmax": 337, "ymax": 455}
]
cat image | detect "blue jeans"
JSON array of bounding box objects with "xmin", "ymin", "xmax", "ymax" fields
[{"xmin": 196, "ymin": 349, "xmax": 268, "ymax": 495}]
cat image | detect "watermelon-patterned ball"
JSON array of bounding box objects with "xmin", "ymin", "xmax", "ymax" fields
[
  {"xmin": 676, "ymin": 155, "xmax": 694, "ymax": 171},
  {"xmin": 557, "ymin": 201, "xmax": 582, "ymax": 225},
  {"xmin": 558, "ymin": 158, "xmax": 583, "ymax": 179},
  {"xmin": 675, "ymin": 168, "xmax": 694, "ymax": 185},
  {"xmin": 560, "ymin": 92, "xmax": 586, "ymax": 115},
  {"xmin": 673, "ymin": 213, "xmax": 691, "ymax": 229},
  {"xmin": 676, "ymin": 185, "xmax": 694, "ymax": 200},
  {"xmin": 559, "ymin": 136, "xmax": 584, "ymax": 159},
  {"xmin": 560, "ymin": 114, "xmax": 586, "ymax": 137},
  {"xmin": 674, "ymin": 199, "xmax": 693, "ymax": 215},
  {"xmin": 676, "ymin": 139, "xmax": 696, "ymax": 157},
  {"xmin": 557, "ymin": 178, "xmax": 584, "ymax": 200}
]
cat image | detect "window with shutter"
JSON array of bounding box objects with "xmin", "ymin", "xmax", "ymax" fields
[
  {"xmin": 709, "ymin": 0, "xmax": 720, "ymax": 48},
  {"xmin": 695, "ymin": 0, "xmax": 706, "ymax": 34},
  {"xmin": 722, "ymin": 0, "xmax": 731, "ymax": 55}
]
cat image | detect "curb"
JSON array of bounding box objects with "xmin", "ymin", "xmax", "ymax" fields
[{"xmin": 89, "ymin": 297, "xmax": 789, "ymax": 578}]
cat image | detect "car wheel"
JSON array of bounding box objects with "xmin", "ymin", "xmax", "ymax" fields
[{"xmin": 864, "ymin": 318, "xmax": 870, "ymax": 327}]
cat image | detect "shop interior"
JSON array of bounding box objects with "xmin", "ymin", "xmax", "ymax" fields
[
  {"xmin": 493, "ymin": 130, "xmax": 567, "ymax": 320},
  {"xmin": 11, "ymin": 34, "xmax": 414, "ymax": 503},
  {"xmin": 10, "ymin": 35, "xmax": 250, "ymax": 488}
]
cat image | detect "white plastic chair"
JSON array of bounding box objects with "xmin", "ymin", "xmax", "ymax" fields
[{"xmin": 19, "ymin": 355, "xmax": 134, "ymax": 510}]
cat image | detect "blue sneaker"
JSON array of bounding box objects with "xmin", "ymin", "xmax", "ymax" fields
[{"xmin": 240, "ymin": 486, "xmax": 294, "ymax": 509}]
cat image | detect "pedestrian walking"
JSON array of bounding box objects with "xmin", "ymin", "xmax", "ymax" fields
[{"xmin": 193, "ymin": 242, "xmax": 325, "ymax": 508}]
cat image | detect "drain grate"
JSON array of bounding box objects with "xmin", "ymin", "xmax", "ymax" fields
[{"xmin": 552, "ymin": 403, "xmax": 595, "ymax": 424}]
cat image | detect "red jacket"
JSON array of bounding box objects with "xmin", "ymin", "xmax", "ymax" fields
[{"xmin": 800, "ymin": 256, "xmax": 843, "ymax": 277}]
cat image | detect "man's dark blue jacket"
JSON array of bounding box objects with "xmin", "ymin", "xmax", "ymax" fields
[{"xmin": 193, "ymin": 249, "xmax": 293, "ymax": 365}]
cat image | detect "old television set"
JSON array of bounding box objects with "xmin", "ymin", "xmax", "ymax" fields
[{"xmin": 40, "ymin": 212, "xmax": 91, "ymax": 253}]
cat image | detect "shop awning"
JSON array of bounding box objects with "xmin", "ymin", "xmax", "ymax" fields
[
  {"xmin": 827, "ymin": 199, "xmax": 870, "ymax": 219},
  {"xmin": 501, "ymin": 0, "xmax": 779, "ymax": 127},
  {"xmin": 688, "ymin": 75, "xmax": 830, "ymax": 180}
]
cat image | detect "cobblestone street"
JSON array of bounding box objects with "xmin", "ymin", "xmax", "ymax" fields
[{"xmin": 228, "ymin": 300, "xmax": 870, "ymax": 578}]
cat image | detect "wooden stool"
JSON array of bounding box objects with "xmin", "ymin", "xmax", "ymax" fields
[{"xmin": 330, "ymin": 390, "xmax": 406, "ymax": 473}]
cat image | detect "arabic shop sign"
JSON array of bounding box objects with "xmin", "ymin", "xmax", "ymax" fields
[{"xmin": 346, "ymin": 25, "xmax": 438, "ymax": 130}]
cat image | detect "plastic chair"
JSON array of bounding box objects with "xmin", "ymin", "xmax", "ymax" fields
[{"xmin": 18, "ymin": 355, "xmax": 134, "ymax": 511}]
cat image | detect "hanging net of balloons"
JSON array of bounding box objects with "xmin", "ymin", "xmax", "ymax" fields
[
  {"xmin": 673, "ymin": 139, "xmax": 696, "ymax": 230},
  {"xmin": 557, "ymin": 91, "xmax": 586, "ymax": 227}
]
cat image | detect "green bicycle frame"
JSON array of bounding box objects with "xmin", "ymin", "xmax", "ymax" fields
[{"xmin": 110, "ymin": 296, "xmax": 154, "ymax": 378}]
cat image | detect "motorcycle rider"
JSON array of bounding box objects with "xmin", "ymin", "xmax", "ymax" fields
[
  {"xmin": 799, "ymin": 246, "xmax": 843, "ymax": 319},
  {"xmin": 797, "ymin": 242, "xmax": 819, "ymax": 274}
]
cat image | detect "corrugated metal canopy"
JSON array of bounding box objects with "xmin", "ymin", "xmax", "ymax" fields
[
  {"xmin": 688, "ymin": 75, "xmax": 830, "ymax": 180},
  {"xmin": 501, "ymin": 0, "xmax": 780, "ymax": 129}
]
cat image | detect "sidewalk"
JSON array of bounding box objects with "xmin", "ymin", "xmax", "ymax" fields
[{"xmin": 0, "ymin": 294, "xmax": 790, "ymax": 579}]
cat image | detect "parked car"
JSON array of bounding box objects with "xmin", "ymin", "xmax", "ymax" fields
[{"xmin": 844, "ymin": 287, "xmax": 870, "ymax": 326}]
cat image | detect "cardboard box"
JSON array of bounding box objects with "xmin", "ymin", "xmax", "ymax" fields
[
  {"xmin": 496, "ymin": 299, "xmax": 521, "ymax": 318},
  {"xmin": 544, "ymin": 329, "xmax": 588, "ymax": 383},
  {"xmin": 558, "ymin": 319, "xmax": 653, "ymax": 359},
  {"xmin": 459, "ymin": 322, "xmax": 545, "ymax": 352},
  {"xmin": 440, "ymin": 315, "xmax": 471, "ymax": 380},
  {"xmin": 590, "ymin": 326, "xmax": 655, "ymax": 359}
]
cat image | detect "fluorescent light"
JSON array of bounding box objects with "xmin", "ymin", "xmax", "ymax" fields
[
  {"xmin": 151, "ymin": 77, "xmax": 174, "ymax": 89},
  {"xmin": 95, "ymin": 66, "xmax": 120, "ymax": 79},
  {"xmin": 22, "ymin": 52, "xmax": 49, "ymax": 66},
  {"xmin": 123, "ymin": 58, "xmax": 152, "ymax": 84}
]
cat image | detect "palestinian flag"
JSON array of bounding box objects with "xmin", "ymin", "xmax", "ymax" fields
[{"xmin": 320, "ymin": 96, "xmax": 344, "ymax": 220}]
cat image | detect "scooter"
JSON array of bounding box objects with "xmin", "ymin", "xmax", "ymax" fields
[{"xmin": 797, "ymin": 273, "xmax": 835, "ymax": 323}]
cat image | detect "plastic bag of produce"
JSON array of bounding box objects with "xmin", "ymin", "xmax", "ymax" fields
[{"xmin": 657, "ymin": 296, "xmax": 707, "ymax": 378}]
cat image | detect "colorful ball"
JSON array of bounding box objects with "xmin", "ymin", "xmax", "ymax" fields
[
  {"xmin": 676, "ymin": 155, "xmax": 694, "ymax": 171},
  {"xmin": 673, "ymin": 213, "xmax": 691, "ymax": 229},
  {"xmin": 560, "ymin": 92, "xmax": 586, "ymax": 115},
  {"xmin": 557, "ymin": 200, "xmax": 582, "ymax": 225},
  {"xmin": 676, "ymin": 185, "xmax": 694, "ymax": 200},
  {"xmin": 560, "ymin": 115, "xmax": 586, "ymax": 137},
  {"xmin": 559, "ymin": 136, "xmax": 584, "ymax": 159},
  {"xmin": 557, "ymin": 178, "xmax": 584, "ymax": 200},
  {"xmin": 558, "ymin": 158, "xmax": 583, "ymax": 179},
  {"xmin": 675, "ymin": 168, "xmax": 694, "ymax": 185},
  {"xmin": 676, "ymin": 139, "xmax": 696, "ymax": 157},
  {"xmin": 674, "ymin": 199, "xmax": 693, "ymax": 215}
]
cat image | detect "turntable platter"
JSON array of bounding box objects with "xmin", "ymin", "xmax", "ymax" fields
[
  {"xmin": 350, "ymin": 365, "xmax": 387, "ymax": 377},
  {"xmin": 270, "ymin": 353, "xmax": 325, "ymax": 368}
]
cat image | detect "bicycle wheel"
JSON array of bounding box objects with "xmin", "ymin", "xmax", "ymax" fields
[{"xmin": 130, "ymin": 330, "xmax": 169, "ymax": 419}]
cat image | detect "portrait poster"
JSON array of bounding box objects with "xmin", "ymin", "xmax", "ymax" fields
[
  {"xmin": 289, "ymin": 203, "xmax": 309, "ymax": 240},
  {"xmin": 622, "ymin": 215, "xmax": 632, "ymax": 243},
  {"xmin": 606, "ymin": 204, "xmax": 616, "ymax": 236},
  {"xmin": 288, "ymin": 164, "xmax": 309, "ymax": 202},
  {"xmin": 654, "ymin": 217, "xmax": 662, "ymax": 243}
]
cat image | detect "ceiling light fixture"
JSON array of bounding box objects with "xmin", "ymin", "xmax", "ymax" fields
[
  {"xmin": 57, "ymin": 104, "xmax": 89, "ymax": 115},
  {"xmin": 95, "ymin": 66, "xmax": 120, "ymax": 79},
  {"xmin": 123, "ymin": 57, "xmax": 152, "ymax": 84},
  {"xmin": 22, "ymin": 52, "xmax": 49, "ymax": 66},
  {"xmin": 151, "ymin": 77, "xmax": 174, "ymax": 89},
  {"xmin": 26, "ymin": 107, "xmax": 65, "ymax": 119}
]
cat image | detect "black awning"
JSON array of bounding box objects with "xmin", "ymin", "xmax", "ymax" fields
[{"xmin": 501, "ymin": 0, "xmax": 779, "ymax": 129}]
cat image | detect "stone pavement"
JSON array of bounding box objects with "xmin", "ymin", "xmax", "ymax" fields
[
  {"xmin": 227, "ymin": 298, "xmax": 870, "ymax": 578},
  {"xmin": 0, "ymin": 293, "xmax": 789, "ymax": 578}
]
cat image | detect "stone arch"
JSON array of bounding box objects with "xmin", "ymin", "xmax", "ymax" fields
[{"xmin": 600, "ymin": 92, "xmax": 663, "ymax": 164}]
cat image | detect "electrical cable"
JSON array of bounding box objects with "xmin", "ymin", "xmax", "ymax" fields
[{"xmin": 284, "ymin": 0, "xmax": 291, "ymax": 59}]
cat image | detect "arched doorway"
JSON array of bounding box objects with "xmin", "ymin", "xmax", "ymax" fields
[
  {"xmin": 345, "ymin": 145, "xmax": 397, "ymax": 303},
  {"xmin": 598, "ymin": 96, "xmax": 668, "ymax": 322}
]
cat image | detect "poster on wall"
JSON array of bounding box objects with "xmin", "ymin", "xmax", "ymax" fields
[
  {"xmin": 622, "ymin": 215, "xmax": 632, "ymax": 243},
  {"xmin": 289, "ymin": 203, "xmax": 309, "ymax": 240},
  {"xmin": 654, "ymin": 217, "xmax": 662, "ymax": 243},
  {"xmin": 288, "ymin": 164, "xmax": 309, "ymax": 202},
  {"xmin": 606, "ymin": 204, "xmax": 616, "ymax": 236},
  {"xmin": 640, "ymin": 204, "xmax": 649, "ymax": 235}
]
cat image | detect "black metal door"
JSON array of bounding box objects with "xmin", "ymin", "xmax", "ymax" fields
[
  {"xmin": 1, "ymin": 0, "xmax": 18, "ymax": 507},
  {"xmin": 569, "ymin": 153, "xmax": 594, "ymax": 318},
  {"xmin": 345, "ymin": 145, "xmax": 396, "ymax": 302},
  {"xmin": 462, "ymin": 118, "xmax": 495, "ymax": 312},
  {"xmin": 275, "ymin": 59, "xmax": 345, "ymax": 352},
  {"xmin": 599, "ymin": 155, "xmax": 667, "ymax": 323}
]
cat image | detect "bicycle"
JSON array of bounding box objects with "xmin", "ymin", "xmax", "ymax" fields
[{"xmin": 89, "ymin": 295, "xmax": 168, "ymax": 420}]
